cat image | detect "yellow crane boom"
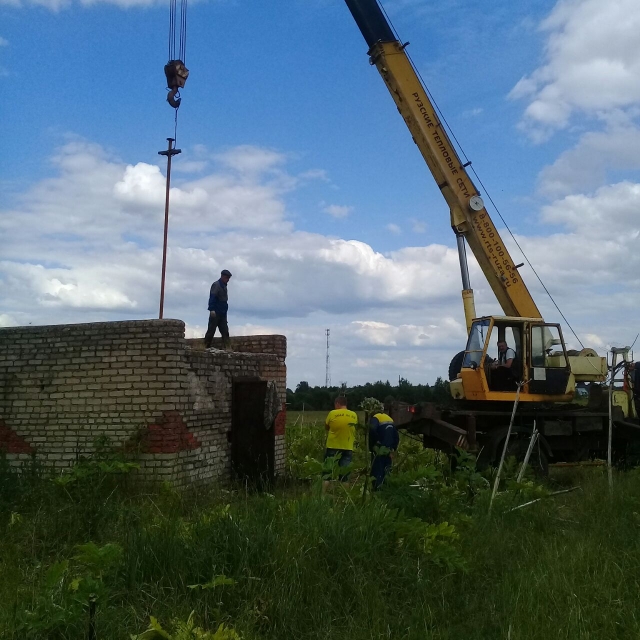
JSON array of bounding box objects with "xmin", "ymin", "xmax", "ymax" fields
[{"xmin": 343, "ymin": 0, "xmax": 542, "ymax": 328}]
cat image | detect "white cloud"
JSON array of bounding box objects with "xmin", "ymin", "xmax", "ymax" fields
[
  {"xmin": 350, "ymin": 318, "xmax": 465, "ymax": 349},
  {"xmin": 322, "ymin": 204, "xmax": 353, "ymax": 219},
  {"xmin": 386, "ymin": 223, "xmax": 402, "ymax": 235},
  {"xmin": 510, "ymin": 0, "xmax": 640, "ymax": 139},
  {"xmin": 1, "ymin": 262, "xmax": 137, "ymax": 310},
  {"xmin": 298, "ymin": 169, "xmax": 329, "ymax": 182},
  {"xmin": 214, "ymin": 145, "xmax": 285, "ymax": 175},
  {"xmin": 540, "ymin": 180, "xmax": 640, "ymax": 242},
  {"xmin": 537, "ymin": 122, "xmax": 640, "ymax": 198},
  {"xmin": 173, "ymin": 160, "xmax": 209, "ymax": 174},
  {"xmin": 0, "ymin": 313, "xmax": 17, "ymax": 327},
  {"xmin": 0, "ymin": 139, "xmax": 471, "ymax": 384},
  {"xmin": 410, "ymin": 219, "xmax": 427, "ymax": 234},
  {"xmin": 3, "ymin": 138, "xmax": 640, "ymax": 385},
  {"xmin": 583, "ymin": 333, "xmax": 605, "ymax": 349}
]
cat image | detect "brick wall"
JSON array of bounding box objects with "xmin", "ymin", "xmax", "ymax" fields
[
  {"xmin": 0, "ymin": 321, "xmax": 286, "ymax": 486},
  {"xmin": 187, "ymin": 335, "xmax": 287, "ymax": 362}
]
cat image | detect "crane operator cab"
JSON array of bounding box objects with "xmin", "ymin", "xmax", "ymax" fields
[{"xmin": 450, "ymin": 316, "xmax": 607, "ymax": 403}]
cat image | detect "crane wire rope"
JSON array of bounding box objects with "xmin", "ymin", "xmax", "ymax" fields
[
  {"xmin": 168, "ymin": 0, "xmax": 188, "ymax": 69},
  {"xmin": 168, "ymin": 0, "xmax": 176, "ymax": 60},
  {"xmin": 376, "ymin": 1, "xmax": 585, "ymax": 349},
  {"xmin": 179, "ymin": 0, "xmax": 187, "ymax": 65},
  {"xmin": 166, "ymin": 0, "xmax": 188, "ymax": 143},
  {"xmin": 173, "ymin": 107, "xmax": 179, "ymax": 146}
]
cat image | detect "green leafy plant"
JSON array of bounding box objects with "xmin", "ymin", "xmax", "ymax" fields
[
  {"xmin": 188, "ymin": 575, "xmax": 237, "ymax": 590},
  {"xmin": 132, "ymin": 612, "xmax": 240, "ymax": 640},
  {"xmin": 359, "ymin": 397, "xmax": 384, "ymax": 413},
  {"xmin": 14, "ymin": 542, "xmax": 123, "ymax": 638},
  {"xmin": 51, "ymin": 437, "xmax": 139, "ymax": 537}
]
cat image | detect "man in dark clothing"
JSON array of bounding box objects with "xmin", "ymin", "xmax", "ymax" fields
[
  {"xmin": 490, "ymin": 340, "xmax": 518, "ymax": 391},
  {"xmin": 204, "ymin": 269, "xmax": 232, "ymax": 348},
  {"xmin": 368, "ymin": 408, "xmax": 399, "ymax": 490}
]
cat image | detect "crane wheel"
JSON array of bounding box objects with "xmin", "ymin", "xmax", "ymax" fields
[{"xmin": 448, "ymin": 351, "xmax": 465, "ymax": 382}]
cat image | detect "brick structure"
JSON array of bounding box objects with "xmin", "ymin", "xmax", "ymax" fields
[{"xmin": 0, "ymin": 320, "xmax": 286, "ymax": 486}]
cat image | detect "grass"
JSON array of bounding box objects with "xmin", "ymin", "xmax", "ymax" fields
[{"xmin": 2, "ymin": 418, "xmax": 640, "ymax": 639}]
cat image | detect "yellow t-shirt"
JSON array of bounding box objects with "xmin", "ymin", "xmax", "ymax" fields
[{"xmin": 325, "ymin": 408, "xmax": 358, "ymax": 451}]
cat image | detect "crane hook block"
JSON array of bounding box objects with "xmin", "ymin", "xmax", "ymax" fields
[{"xmin": 164, "ymin": 59, "xmax": 189, "ymax": 108}]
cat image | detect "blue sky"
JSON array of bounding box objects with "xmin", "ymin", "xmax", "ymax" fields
[{"xmin": 2, "ymin": 0, "xmax": 640, "ymax": 387}]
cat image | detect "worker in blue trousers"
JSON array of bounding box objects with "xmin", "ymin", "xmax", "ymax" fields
[{"xmin": 368, "ymin": 405, "xmax": 399, "ymax": 490}]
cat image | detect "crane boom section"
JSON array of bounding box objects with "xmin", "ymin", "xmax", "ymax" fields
[{"xmin": 343, "ymin": 0, "xmax": 541, "ymax": 319}]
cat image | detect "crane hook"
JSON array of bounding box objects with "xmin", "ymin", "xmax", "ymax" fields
[{"xmin": 167, "ymin": 88, "xmax": 181, "ymax": 109}]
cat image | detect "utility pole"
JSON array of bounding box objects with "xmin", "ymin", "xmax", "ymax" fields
[
  {"xmin": 325, "ymin": 329, "xmax": 331, "ymax": 388},
  {"xmin": 158, "ymin": 137, "xmax": 181, "ymax": 319}
]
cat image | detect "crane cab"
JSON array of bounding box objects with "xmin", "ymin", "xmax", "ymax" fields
[{"xmin": 450, "ymin": 316, "xmax": 607, "ymax": 403}]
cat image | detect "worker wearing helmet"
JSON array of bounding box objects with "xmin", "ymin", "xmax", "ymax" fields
[{"xmin": 369, "ymin": 403, "xmax": 399, "ymax": 490}]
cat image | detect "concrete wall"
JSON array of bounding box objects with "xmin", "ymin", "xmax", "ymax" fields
[{"xmin": 0, "ymin": 320, "xmax": 286, "ymax": 486}]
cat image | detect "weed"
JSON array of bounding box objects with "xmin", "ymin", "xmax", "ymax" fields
[
  {"xmin": 132, "ymin": 612, "xmax": 240, "ymax": 640},
  {"xmin": 2, "ymin": 420, "xmax": 640, "ymax": 639}
]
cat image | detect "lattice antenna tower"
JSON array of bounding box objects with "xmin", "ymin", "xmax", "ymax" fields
[{"xmin": 325, "ymin": 329, "xmax": 331, "ymax": 388}]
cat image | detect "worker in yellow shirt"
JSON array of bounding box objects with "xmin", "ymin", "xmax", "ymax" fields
[{"xmin": 323, "ymin": 396, "xmax": 358, "ymax": 483}]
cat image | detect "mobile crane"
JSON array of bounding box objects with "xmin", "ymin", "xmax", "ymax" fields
[{"xmin": 343, "ymin": 0, "xmax": 640, "ymax": 470}]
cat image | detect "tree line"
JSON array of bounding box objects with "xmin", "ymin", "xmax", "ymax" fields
[{"xmin": 286, "ymin": 377, "xmax": 451, "ymax": 412}]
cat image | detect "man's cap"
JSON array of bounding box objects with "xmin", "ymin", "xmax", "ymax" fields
[{"xmin": 221, "ymin": 269, "xmax": 232, "ymax": 277}]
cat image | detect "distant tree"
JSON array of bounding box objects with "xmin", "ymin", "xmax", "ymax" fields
[
  {"xmin": 287, "ymin": 375, "xmax": 450, "ymax": 412},
  {"xmin": 432, "ymin": 377, "xmax": 452, "ymax": 405}
]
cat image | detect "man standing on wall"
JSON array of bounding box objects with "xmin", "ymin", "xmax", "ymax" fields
[
  {"xmin": 323, "ymin": 396, "xmax": 358, "ymax": 484},
  {"xmin": 369, "ymin": 403, "xmax": 399, "ymax": 490},
  {"xmin": 204, "ymin": 269, "xmax": 232, "ymax": 349}
]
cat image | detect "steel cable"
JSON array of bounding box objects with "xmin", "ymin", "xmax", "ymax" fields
[
  {"xmin": 179, "ymin": 0, "xmax": 187, "ymax": 63},
  {"xmin": 169, "ymin": 0, "xmax": 176, "ymax": 60}
]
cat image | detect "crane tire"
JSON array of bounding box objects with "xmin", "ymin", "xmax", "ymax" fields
[{"xmin": 448, "ymin": 351, "xmax": 465, "ymax": 382}]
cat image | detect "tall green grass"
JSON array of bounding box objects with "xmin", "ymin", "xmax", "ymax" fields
[{"xmin": 2, "ymin": 430, "xmax": 640, "ymax": 639}]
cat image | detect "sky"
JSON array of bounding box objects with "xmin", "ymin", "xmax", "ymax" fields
[{"xmin": 1, "ymin": 0, "xmax": 640, "ymax": 388}]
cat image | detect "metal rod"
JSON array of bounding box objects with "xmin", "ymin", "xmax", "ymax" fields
[
  {"xmin": 516, "ymin": 420, "xmax": 538, "ymax": 483},
  {"xmin": 506, "ymin": 486, "xmax": 581, "ymax": 513},
  {"xmin": 158, "ymin": 137, "xmax": 181, "ymax": 319},
  {"xmin": 490, "ymin": 381, "xmax": 524, "ymax": 512},
  {"xmin": 608, "ymin": 350, "xmax": 615, "ymax": 492}
]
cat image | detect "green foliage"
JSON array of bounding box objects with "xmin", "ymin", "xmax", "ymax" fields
[
  {"xmin": 188, "ymin": 575, "xmax": 237, "ymax": 590},
  {"xmin": 53, "ymin": 435, "xmax": 138, "ymax": 488},
  {"xmin": 285, "ymin": 420, "xmax": 327, "ymax": 479},
  {"xmin": 358, "ymin": 397, "xmax": 383, "ymax": 413},
  {"xmin": 12, "ymin": 541, "xmax": 123, "ymax": 638},
  {"xmin": 132, "ymin": 612, "xmax": 240, "ymax": 640},
  {"xmin": 51, "ymin": 436, "xmax": 139, "ymax": 538},
  {"xmin": 4, "ymin": 417, "xmax": 640, "ymax": 640}
]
